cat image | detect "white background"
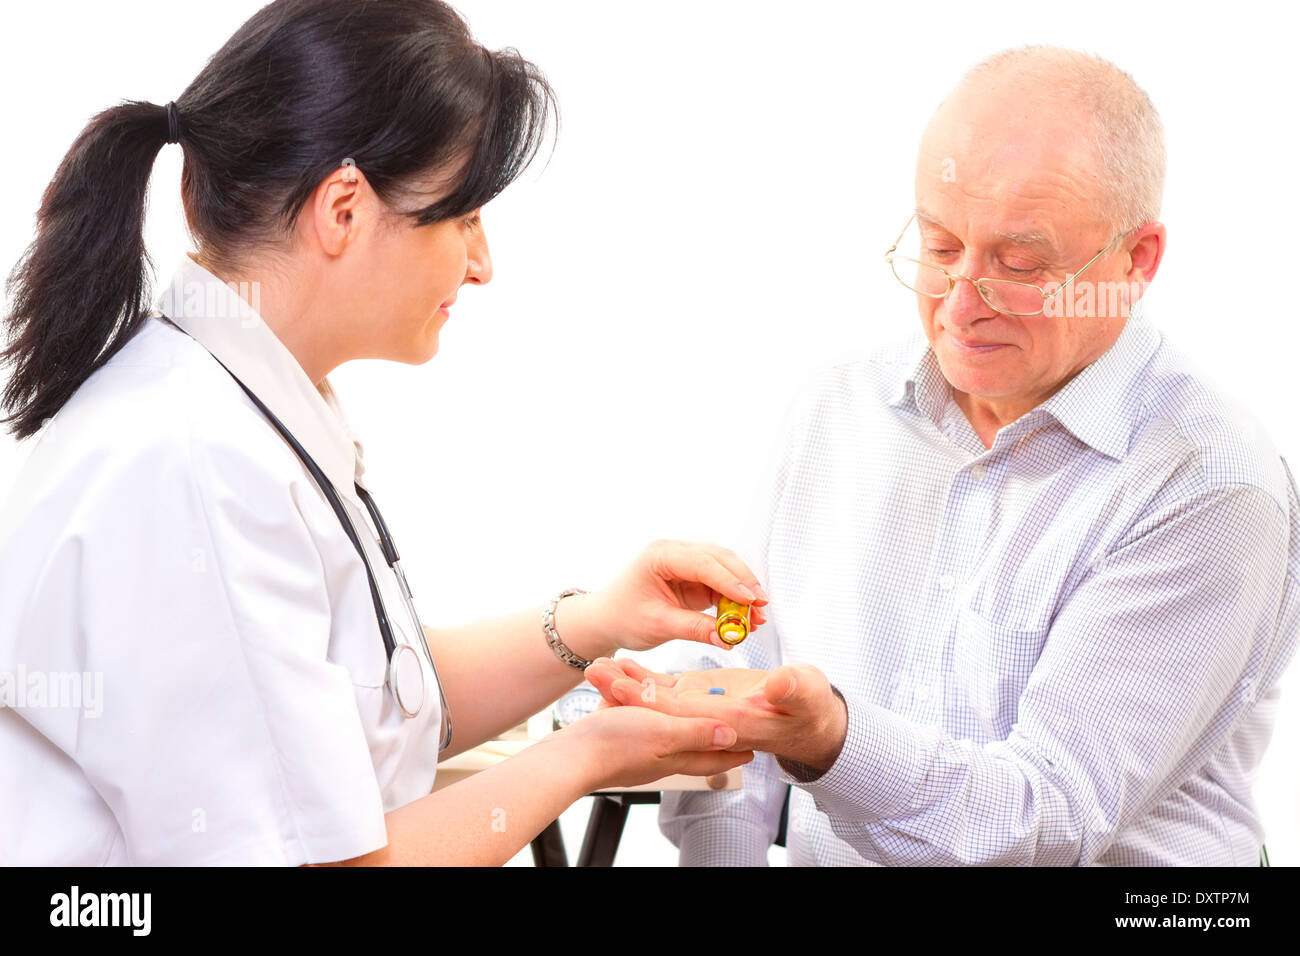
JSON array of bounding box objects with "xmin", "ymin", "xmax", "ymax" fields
[{"xmin": 2, "ymin": 0, "xmax": 1298, "ymax": 866}]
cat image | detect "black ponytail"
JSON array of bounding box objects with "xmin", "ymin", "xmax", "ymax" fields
[
  {"xmin": 2, "ymin": 0, "xmax": 556, "ymax": 441},
  {"xmin": 2, "ymin": 101, "xmax": 173, "ymax": 440}
]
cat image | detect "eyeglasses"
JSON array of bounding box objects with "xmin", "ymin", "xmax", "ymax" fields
[{"xmin": 884, "ymin": 214, "xmax": 1130, "ymax": 317}]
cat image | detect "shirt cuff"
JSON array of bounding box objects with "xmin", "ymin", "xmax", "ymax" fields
[{"xmin": 776, "ymin": 688, "xmax": 931, "ymax": 822}]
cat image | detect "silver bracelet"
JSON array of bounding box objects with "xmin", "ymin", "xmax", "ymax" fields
[{"xmin": 543, "ymin": 588, "xmax": 592, "ymax": 670}]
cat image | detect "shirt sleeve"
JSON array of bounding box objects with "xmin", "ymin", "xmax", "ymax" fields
[
  {"xmin": 658, "ymin": 628, "xmax": 790, "ymax": 866},
  {"xmin": 657, "ymin": 375, "xmax": 821, "ymax": 866},
  {"xmin": 18, "ymin": 410, "xmax": 389, "ymax": 865},
  {"xmin": 782, "ymin": 482, "xmax": 1294, "ymax": 865}
]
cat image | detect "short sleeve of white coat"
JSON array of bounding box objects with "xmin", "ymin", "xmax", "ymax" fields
[{"xmin": 1, "ymin": 358, "xmax": 389, "ymax": 865}]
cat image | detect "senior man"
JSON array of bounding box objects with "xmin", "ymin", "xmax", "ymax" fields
[{"xmin": 587, "ymin": 45, "xmax": 1300, "ymax": 866}]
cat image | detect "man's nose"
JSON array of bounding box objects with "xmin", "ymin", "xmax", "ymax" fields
[
  {"xmin": 465, "ymin": 231, "xmax": 493, "ymax": 286},
  {"xmin": 943, "ymin": 270, "xmax": 994, "ymax": 327}
]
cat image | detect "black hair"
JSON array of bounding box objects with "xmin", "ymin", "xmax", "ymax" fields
[{"xmin": 2, "ymin": 0, "xmax": 555, "ymax": 440}]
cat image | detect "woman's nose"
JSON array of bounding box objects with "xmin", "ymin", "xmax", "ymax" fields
[{"xmin": 465, "ymin": 231, "xmax": 493, "ymax": 286}]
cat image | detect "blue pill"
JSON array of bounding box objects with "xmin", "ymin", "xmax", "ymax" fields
[{"xmin": 709, "ymin": 688, "xmax": 726, "ymax": 695}]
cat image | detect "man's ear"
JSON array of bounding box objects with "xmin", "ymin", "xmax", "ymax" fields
[
  {"xmin": 310, "ymin": 163, "xmax": 367, "ymax": 257},
  {"xmin": 1124, "ymin": 222, "xmax": 1167, "ymax": 295},
  {"xmin": 1112, "ymin": 222, "xmax": 1165, "ymax": 315}
]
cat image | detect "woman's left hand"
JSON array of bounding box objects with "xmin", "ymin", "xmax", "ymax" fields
[{"xmin": 581, "ymin": 539, "xmax": 769, "ymax": 654}]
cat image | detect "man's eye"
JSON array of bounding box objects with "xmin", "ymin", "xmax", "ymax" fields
[
  {"xmin": 925, "ymin": 248, "xmax": 958, "ymax": 258},
  {"xmin": 1002, "ymin": 263, "xmax": 1040, "ymax": 276}
]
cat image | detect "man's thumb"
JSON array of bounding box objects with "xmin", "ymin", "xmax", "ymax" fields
[{"xmin": 764, "ymin": 665, "xmax": 801, "ymax": 706}]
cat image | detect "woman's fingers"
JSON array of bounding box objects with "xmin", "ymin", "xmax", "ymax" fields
[
  {"xmin": 604, "ymin": 539, "xmax": 770, "ymax": 655},
  {"xmin": 668, "ymin": 715, "xmax": 739, "ymax": 752},
  {"xmin": 574, "ymin": 706, "xmax": 749, "ymax": 788},
  {"xmin": 654, "ymin": 606, "xmax": 745, "ymax": 650},
  {"xmin": 653, "ymin": 541, "xmax": 764, "ymax": 609},
  {"xmin": 666, "ymin": 750, "xmax": 755, "ymax": 777},
  {"xmin": 696, "ymin": 542, "xmax": 770, "ymax": 606}
]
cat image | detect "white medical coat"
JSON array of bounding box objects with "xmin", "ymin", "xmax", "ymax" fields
[{"xmin": 0, "ymin": 254, "xmax": 443, "ymax": 864}]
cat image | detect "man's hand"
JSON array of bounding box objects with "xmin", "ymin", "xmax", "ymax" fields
[{"xmin": 585, "ymin": 657, "xmax": 849, "ymax": 774}]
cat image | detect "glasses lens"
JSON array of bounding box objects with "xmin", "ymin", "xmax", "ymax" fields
[
  {"xmin": 978, "ymin": 279, "xmax": 1045, "ymax": 316},
  {"xmin": 890, "ymin": 257, "xmax": 949, "ymax": 298}
]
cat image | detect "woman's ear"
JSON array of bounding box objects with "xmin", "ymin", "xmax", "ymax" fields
[{"xmin": 310, "ymin": 162, "xmax": 368, "ymax": 257}]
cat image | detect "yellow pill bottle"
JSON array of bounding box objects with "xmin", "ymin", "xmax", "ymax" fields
[{"xmin": 715, "ymin": 597, "xmax": 751, "ymax": 645}]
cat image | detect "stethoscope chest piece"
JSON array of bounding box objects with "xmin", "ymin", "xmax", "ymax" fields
[{"xmin": 388, "ymin": 643, "xmax": 426, "ymax": 719}]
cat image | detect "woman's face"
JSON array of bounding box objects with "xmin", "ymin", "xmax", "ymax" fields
[
  {"xmin": 357, "ymin": 204, "xmax": 493, "ymax": 364},
  {"xmin": 277, "ymin": 163, "xmax": 496, "ymax": 378}
]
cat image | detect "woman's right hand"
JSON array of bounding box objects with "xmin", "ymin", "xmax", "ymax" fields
[{"xmin": 557, "ymin": 705, "xmax": 753, "ymax": 791}]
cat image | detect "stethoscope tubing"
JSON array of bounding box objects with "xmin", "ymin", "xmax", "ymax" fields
[{"xmin": 188, "ymin": 343, "xmax": 452, "ymax": 750}]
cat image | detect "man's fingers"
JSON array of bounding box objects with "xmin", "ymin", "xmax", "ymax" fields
[
  {"xmin": 584, "ymin": 658, "xmax": 620, "ymax": 682},
  {"xmin": 586, "ymin": 657, "xmax": 679, "ymax": 696},
  {"xmin": 584, "ymin": 660, "xmax": 625, "ymax": 703},
  {"xmin": 610, "ymin": 676, "xmax": 683, "ymax": 713},
  {"xmin": 614, "ymin": 657, "xmax": 677, "ymax": 687}
]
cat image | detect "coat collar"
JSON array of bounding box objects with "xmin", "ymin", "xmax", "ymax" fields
[{"xmin": 151, "ymin": 254, "xmax": 370, "ymax": 508}]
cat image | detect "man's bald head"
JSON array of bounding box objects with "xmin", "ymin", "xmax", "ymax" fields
[
  {"xmin": 923, "ymin": 45, "xmax": 1165, "ymax": 235},
  {"xmin": 905, "ymin": 45, "xmax": 1168, "ymax": 441}
]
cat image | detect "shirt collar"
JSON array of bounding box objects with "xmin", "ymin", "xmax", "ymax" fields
[
  {"xmin": 151, "ymin": 254, "xmax": 369, "ymax": 506},
  {"xmin": 887, "ymin": 307, "xmax": 1161, "ymax": 460},
  {"xmin": 1035, "ymin": 309, "xmax": 1160, "ymax": 460},
  {"xmin": 888, "ymin": 335, "xmax": 951, "ymax": 424}
]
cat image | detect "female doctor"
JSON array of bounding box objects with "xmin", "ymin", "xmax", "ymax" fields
[{"xmin": 0, "ymin": 0, "xmax": 763, "ymax": 865}]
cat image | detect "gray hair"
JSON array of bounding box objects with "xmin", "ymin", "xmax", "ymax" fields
[{"xmin": 952, "ymin": 45, "xmax": 1166, "ymax": 236}]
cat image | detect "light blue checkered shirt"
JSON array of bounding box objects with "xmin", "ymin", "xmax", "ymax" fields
[{"xmin": 660, "ymin": 310, "xmax": 1300, "ymax": 866}]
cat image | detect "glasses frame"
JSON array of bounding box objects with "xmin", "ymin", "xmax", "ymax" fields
[{"xmin": 884, "ymin": 214, "xmax": 1131, "ymax": 317}]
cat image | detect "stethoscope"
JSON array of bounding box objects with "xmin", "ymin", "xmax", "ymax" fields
[{"xmin": 195, "ymin": 344, "xmax": 453, "ymax": 752}]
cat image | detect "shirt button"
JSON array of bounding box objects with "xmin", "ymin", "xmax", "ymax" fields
[
  {"xmin": 939, "ymin": 573, "xmax": 956, "ymax": 591},
  {"xmin": 970, "ymin": 464, "xmax": 987, "ymax": 481}
]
